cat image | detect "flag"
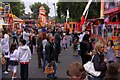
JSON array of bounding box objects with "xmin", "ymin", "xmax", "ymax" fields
[
  {"xmin": 104, "ymin": 16, "xmax": 110, "ymax": 23},
  {"xmin": 80, "ymin": 15, "xmax": 86, "ymax": 26}
]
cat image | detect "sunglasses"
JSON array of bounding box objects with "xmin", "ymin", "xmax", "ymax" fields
[{"xmin": 100, "ymin": 46, "xmax": 104, "ymax": 48}]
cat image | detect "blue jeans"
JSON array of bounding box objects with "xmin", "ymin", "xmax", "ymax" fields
[
  {"xmin": 42, "ymin": 51, "xmax": 47, "ymax": 71},
  {"xmin": 46, "ymin": 62, "xmax": 57, "ymax": 79}
]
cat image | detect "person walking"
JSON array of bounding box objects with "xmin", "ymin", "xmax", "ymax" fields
[
  {"xmin": 30, "ymin": 29, "xmax": 36, "ymax": 54},
  {"xmin": 54, "ymin": 28, "xmax": 61, "ymax": 63},
  {"xmin": 106, "ymin": 40, "xmax": 116, "ymax": 63},
  {"xmin": 73, "ymin": 39, "xmax": 78, "ymax": 56},
  {"xmin": 62, "ymin": 33, "xmax": 68, "ymax": 50},
  {"xmin": 45, "ymin": 35, "xmax": 57, "ymax": 79},
  {"xmin": 36, "ymin": 31, "xmax": 43, "ymax": 68},
  {"xmin": 80, "ymin": 34, "xmax": 91, "ymax": 64},
  {"xmin": 23, "ymin": 28, "xmax": 30, "ymax": 45},
  {"xmin": 12, "ymin": 28, "xmax": 19, "ymax": 45},
  {"xmin": 1, "ymin": 31, "xmax": 10, "ymax": 74},
  {"xmin": 18, "ymin": 39, "xmax": 31, "ymax": 80},
  {"xmin": 42, "ymin": 32, "xmax": 47, "ymax": 71},
  {"xmin": 9, "ymin": 43, "xmax": 19, "ymax": 80}
]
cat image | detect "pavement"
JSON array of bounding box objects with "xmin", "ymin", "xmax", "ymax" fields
[
  {"xmin": 3, "ymin": 43, "xmax": 82, "ymax": 79},
  {"xmin": 3, "ymin": 36, "xmax": 120, "ymax": 79}
]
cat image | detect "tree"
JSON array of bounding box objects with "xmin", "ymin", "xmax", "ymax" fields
[
  {"xmin": 9, "ymin": 2, "xmax": 25, "ymax": 17},
  {"xmin": 87, "ymin": 2, "xmax": 100, "ymax": 19},
  {"xmin": 30, "ymin": 2, "xmax": 50, "ymax": 19},
  {"xmin": 57, "ymin": 2, "xmax": 100, "ymax": 22}
]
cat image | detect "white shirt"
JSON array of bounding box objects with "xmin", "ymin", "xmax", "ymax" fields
[
  {"xmin": 42, "ymin": 39, "xmax": 47, "ymax": 51},
  {"xmin": 4, "ymin": 34, "xmax": 9, "ymax": 42},
  {"xmin": 1, "ymin": 34, "xmax": 10, "ymax": 58},
  {"xmin": 23, "ymin": 31, "xmax": 30, "ymax": 43},
  {"xmin": 10, "ymin": 49, "xmax": 20, "ymax": 61},
  {"xmin": 18, "ymin": 45, "xmax": 31, "ymax": 62}
]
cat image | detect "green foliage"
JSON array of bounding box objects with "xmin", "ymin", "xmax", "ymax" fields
[
  {"xmin": 9, "ymin": 2, "xmax": 25, "ymax": 17},
  {"xmin": 57, "ymin": 2, "xmax": 100, "ymax": 22},
  {"xmin": 30, "ymin": 2, "xmax": 50, "ymax": 19},
  {"xmin": 88, "ymin": 2, "xmax": 100, "ymax": 19}
]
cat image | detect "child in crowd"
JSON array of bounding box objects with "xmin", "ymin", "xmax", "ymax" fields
[
  {"xmin": 69, "ymin": 34, "xmax": 73, "ymax": 46},
  {"xmin": 62, "ymin": 33, "xmax": 68, "ymax": 50},
  {"xmin": 73, "ymin": 39, "xmax": 78, "ymax": 56},
  {"xmin": 18, "ymin": 39, "xmax": 31, "ymax": 80},
  {"xmin": 9, "ymin": 43, "xmax": 19, "ymax": 79}
]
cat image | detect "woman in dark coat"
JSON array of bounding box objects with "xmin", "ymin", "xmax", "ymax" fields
[
  {"xmin": 88, "ymin": 42, "xmax": 107, "ymax": 80},
  {"xmin": 80, "ymin": 34, "xmax": 91, "ymax": 64}
]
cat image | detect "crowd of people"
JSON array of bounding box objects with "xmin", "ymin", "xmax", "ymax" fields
[{"xmin": 0, "ymin": 24, "xmax": 119, "ymax": 80}]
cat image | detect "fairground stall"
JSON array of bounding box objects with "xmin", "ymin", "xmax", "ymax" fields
[
  {"xmin": 85, "ymin": 0, "xmax": 120, "ymax": 57},
  {"xmin": 103, "ymin": 1, "xmax": 120, "ymax": 57}
]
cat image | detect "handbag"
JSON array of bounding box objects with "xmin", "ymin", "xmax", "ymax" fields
[
  {"xmin": 44, "ymin": 63, "xmax": 54, "ymax": 74},
  {"xmin": 1, "ymin": 57, "xmax": 6, "ymax": 65},
  {"xmin": 83, "ymin": 55, "xmax": 101, "ymax": 77}
]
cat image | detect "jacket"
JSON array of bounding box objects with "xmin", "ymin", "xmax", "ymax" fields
[
  {"xmin": 54, "ymin": 32, "xmax": 61, "ymax": 44},
  {"xmin": 37, "ymin": 38, "xmax": 43, "ymax": 53},
  {"xmin": 45, "ymin": 41, "xmax": 55, "ymax": 63},
  {"xmin": 18, "ymin": 45, "xmax": 31, "ymax": 62},
  {"xmin": 92, "ymin": 52, "xmax": 107, "ymax": 78},
  {"xmin": 10, "ymin": 49, "xmax": 19, "ymax": 61}
]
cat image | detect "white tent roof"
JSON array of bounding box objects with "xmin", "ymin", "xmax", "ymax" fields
[{"xmin": 13, "ymin": 16, "xmax": 23, "ymax": 22}]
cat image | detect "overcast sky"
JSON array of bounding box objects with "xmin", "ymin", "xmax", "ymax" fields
[{"xmin": 22, "ymin": 0, "xmax": 58, "ymax": 17}]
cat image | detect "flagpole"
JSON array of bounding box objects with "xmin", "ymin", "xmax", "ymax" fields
[
  {"xmin": 100, "ymin": 0, "xmax": 104, "ymax": 19},
  {"xmin": 82, "ymin": 0, "xmax": 92, "ymax": 16},
  {"xmin": 79, "ymin": 0, "xmax": 93, "ymax": 32}
]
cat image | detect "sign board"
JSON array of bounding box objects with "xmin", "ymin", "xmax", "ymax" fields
[{"xmin": 111, "ymin": 36, "xmax": 120, "ymax": 57}]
